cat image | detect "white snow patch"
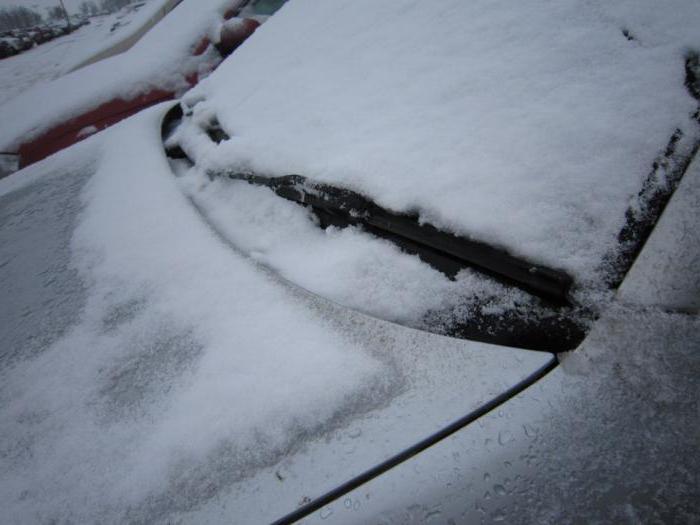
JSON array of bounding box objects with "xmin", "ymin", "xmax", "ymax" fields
[
  {"xmin": 187, "ymin": 0, "xmax": 700, "ymax": 284},
  {"xmin": 178, "ymin": 170, "xmax": 521, "ymax": 326},
  {"xmin": 0, "ymin": 105, "xmax": 387, "ymax": 522}
]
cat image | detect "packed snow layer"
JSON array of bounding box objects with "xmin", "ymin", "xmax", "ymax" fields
[
  {"xmin": 177, "ymin": 167, "xmax": 533, "ymax": 328},
  {"xmin": 0, "ymin": 107, "xmax": 379, "ymax": 521},
  {"xmin": 0, "ymin": 104, "xmax": 549, "ymax": 522},
  {"xmin": 188, "ymin": 0, "xmax": 700, "ymax": 284},
  {"xmin": 0, "ymin": 1, "xmax": 174, "ymax": 106},
  {"xmin": 0, "ymin": 0, "xmax": 238, "ymax": 151}
]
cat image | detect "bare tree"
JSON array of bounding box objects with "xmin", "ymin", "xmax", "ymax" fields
[
  {"xmin": 47, "ymin": 6, "xmax": 65, "ymax": 21},
  {"xmin": 99, "ymin": 0, "xmax": 133, "ymax": 14},
  {"xmin": 80, "ymin": 1, "xmax": 100, "ymax": 17},
  {"xmin": 0, "ymin": 6, "xmax": 44, "ymax": 32}
]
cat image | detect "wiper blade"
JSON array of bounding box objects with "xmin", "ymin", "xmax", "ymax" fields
[
  {"xmin": 216, "ymin": 171, "xmax": 574, "ymax": 304},
  {"xmin": 162, "ymin": 104, "xmax": 586, "ymax": 352}
]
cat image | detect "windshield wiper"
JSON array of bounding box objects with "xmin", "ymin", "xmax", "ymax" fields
[
  {"xmin": 215, "ymin": 171, "xmax": 574, "ymax": 304},
  {"xmin": 163, "ymin": 103, "xmax": 587, "ymax": 353}
]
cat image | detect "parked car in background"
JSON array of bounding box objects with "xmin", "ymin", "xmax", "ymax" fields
[
  {"xmin": 0, "ymin": 24, "xmax": 74, "ymax": 59},
  {"xmin": 0, "ymin": 0, "xmax": 287, "ymax": 173},
  {"xmin": 0, "ymin": 38, "xmax": 16, "ymax": 58}
]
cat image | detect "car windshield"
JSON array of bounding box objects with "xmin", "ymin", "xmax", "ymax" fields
[{"xmin": 165, "ymin": 0, "xmax": 700, "ymax": 352}]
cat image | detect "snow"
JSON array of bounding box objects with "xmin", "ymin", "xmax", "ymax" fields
[
  {"xmin": 0, "ymin": 1, "xmax": 170, "ymax": 106},
  {"xmin": 176, "ymin": 168, "xmax": 532, "ymax": 329},
  {"xmin": 1, "ymin": 0, "xmax": 696, "ymax": 520},
  {"xmin": 184, "ymin": 0, "xmax": 700, "ymax": 288},
  {"xmin": 76, "ymin": 124, "xmax": 98, "ymax": 137},
  {"xmin": 0, "ymin": 0, "xmax": 94, "ymax": 10},
  {"xmin": 0, "ymin": 0, "xmax": 239, "ymax": 151},
  {"xmin": 2, "ymin": 0, "xmax": 698, "ymax": 520},
  {"xmin": 0, "ymin": 103, "xmax": 549, "ymax": 522},
  {"xmin": 0, "ymin": 107, "xmax": 380, "ymax": 521}
]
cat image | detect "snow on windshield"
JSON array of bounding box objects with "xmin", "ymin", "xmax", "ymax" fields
[
  {"xmin": 0, "ymin": 0, "xmax": 234, "ymax": 151},
  {"xmin": 186, "ymin": 0, "xmax": 700, "ymax": 287}
]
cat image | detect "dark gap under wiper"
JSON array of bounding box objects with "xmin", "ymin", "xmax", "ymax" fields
[{"xmin": 214, "ymin": 171, "xmax": 574, "ymax": 305}]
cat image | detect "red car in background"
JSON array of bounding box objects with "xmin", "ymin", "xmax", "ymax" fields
[{"xmin": 1, "ymin": 0, "xmax": 287, "ymax": 173}]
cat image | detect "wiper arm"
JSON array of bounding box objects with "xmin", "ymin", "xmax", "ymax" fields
[{"xmin": 217, "ymin": 171, "xmax": 574, "ymax": 304}]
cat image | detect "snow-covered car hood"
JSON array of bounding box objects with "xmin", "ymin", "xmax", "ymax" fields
[
  {"xmin": 0, "ymin": 0, "xmax": 236, "ymax": 152},
  {"xmin": 0, "ymin": 105, "xmax": 550, "ymax": 523}
]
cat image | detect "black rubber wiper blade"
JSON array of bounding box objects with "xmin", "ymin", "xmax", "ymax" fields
[{"xmin": 216, "ymin": 171, "xmax": 574, "ymax": 304}]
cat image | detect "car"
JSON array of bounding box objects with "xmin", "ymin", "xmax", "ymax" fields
[
  {"xmin": 0, "ymin": 0, "xmax": 698, "ymax": 523},
  {"xmin": 13, "ymin": 34, "xmax": 33, "ymax": 52},
  {"xmin": 0, "ymin": 37, "xmax": 17, "ymax": 59},
  {"xmin": 0, "ymin": 0, "xmax": 286, "ymax": 174}
]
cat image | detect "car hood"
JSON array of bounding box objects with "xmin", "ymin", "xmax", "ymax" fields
[{"xmin": 0, "ymin": 105, "xmax": 550, "ymax": 523}]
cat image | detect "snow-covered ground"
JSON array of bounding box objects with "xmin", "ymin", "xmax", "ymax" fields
[{"xmin": 0, "ymin": 1, "xmax": 168, "ymax": 106}]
